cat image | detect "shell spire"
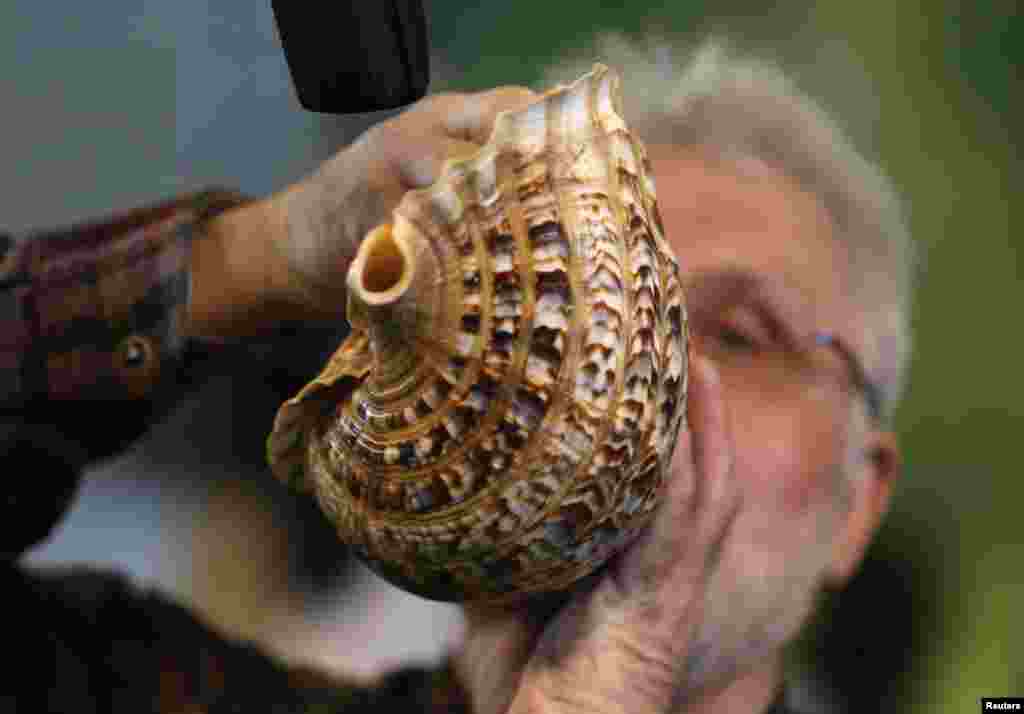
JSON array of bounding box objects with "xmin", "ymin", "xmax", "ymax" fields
[
  {"xmin": 267, "ymin": 64, "xmax": 689, "ymax": 604},
  {"xmin": 346, "ymin": 218, "xmax": 443, "ymax": 392}
]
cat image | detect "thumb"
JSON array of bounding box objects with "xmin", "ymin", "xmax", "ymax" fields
[{"xmin": 396, "ymin": 137, "xmax": 482, "ymax": 189}]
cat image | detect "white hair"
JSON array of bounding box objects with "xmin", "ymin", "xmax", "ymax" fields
[{"xmin": 538, "ymin": 35, "xmax": 917, "ymax": 424}]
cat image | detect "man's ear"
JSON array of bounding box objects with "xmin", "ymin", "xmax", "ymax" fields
[{"xmin": 826, "ymin": 430, "xmax": 901, "ymax": 586}]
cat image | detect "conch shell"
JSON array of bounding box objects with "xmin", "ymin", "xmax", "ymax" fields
[{"xmin": 267, "ymin": 64, "xmax": 688, "ymax": 603}]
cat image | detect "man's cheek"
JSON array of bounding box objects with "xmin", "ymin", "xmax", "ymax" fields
[{"xmin": 734, "ymin": 425, "xmax": 835, "ymax": 516}]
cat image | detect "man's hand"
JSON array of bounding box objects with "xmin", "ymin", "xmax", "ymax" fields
[
  {"xmin": 457, "ymin": 355, "xmax": 742, "ymax": 714},
  {"xmin": 273, "ymin": 86, "xmax": 538, "ymax": 317},
  {"xmin": 188, "ymin": 86, "xmax": 536, "ymax": 338}
]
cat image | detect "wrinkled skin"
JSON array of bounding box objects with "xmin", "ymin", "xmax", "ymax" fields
[
  {"xmin": 188, "ymin": 87, "xmax": 537, "ymax": 339},
  {"xmin": 273, "ymin": 90, "xmax": 901, "ymax": 714},
  {"xmin": 273, "ymin": 87, "xmax": 539, "ymax": 314},
  {"xmin": 453, "ymin": 149, "xmax": 900, "ymax": 714}
]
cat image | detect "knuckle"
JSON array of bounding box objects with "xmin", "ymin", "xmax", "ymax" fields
[
  {"xmin": 366, "ymin": 117, "xmax": 403, "ymax": 149},
  {"xmin": 492, "ymin": 84, "xmax": 537, "ymax": 98},
  {"xmin": 669, "ymin": 465, "xmax": 698, "ymax": 513},
  {"xmin": 487, "ymin": 85, "xmax": 539, "ymax": 109},
  {"xmin": 417, "ymin": 89, "xmax": 466, "ymax": 109},
  {"xmin": 724, "ymin": 485, "xmax": 743, "ymax": 519},
  {"xmin": 369, "ymin": 117, "xmax": 437, "ymax": 166},
  {"xmin": 702, "ymin": 488, "xmax": 741, "ymax": 553},
  {"xmin": 707, "ymin": 475, "xmax": 740, "ymax": 521}
]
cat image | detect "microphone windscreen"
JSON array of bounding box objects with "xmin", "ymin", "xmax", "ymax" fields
[{"xmin": 272, "ymin": 0, "xmax": 430, "ymax": 114}]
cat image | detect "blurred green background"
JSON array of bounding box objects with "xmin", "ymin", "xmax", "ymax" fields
[
  {"xmin": 425, "ymin": 2, "xmax": 1022, "ymax": 710},
  {"xmin": 7, "ymin": 1, "xmax": 1019, "ymax": 711}
]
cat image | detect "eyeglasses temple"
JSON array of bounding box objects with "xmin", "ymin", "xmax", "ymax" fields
[{"xmin": 814, "ymin": 333, "xmax": 884, "ymax": 423}]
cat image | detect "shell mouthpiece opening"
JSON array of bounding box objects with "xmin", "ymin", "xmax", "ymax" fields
[{"xmin": 359, "ymin": 226, "xmax": 406, "ymax": 295}]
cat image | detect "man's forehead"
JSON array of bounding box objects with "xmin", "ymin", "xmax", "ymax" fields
[
  {"xmin": 648, "ymin": 145, "xmax": 865, "ymax": 347},
  {"xmin": 683, "ymin": 266, "xmax": 825, "ymax": 330},
  {"xmin": 684, "ymin": 266, "xmax": 811, "ymax": 304},
  {"xmin": 649, "ymin": 147, "xmax": 833, "ymax": 241}
]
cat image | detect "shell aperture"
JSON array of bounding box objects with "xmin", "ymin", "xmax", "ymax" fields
[{"xmin": 267, "ymin": 64, "xmax": 689, "ymax": 604}]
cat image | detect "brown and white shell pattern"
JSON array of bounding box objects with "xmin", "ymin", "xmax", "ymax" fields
[{"xmin": 267, "ymin": 64, "xmax": 689, "ymax": 604}]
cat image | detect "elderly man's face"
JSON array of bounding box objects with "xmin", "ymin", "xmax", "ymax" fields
[{"xmin": 649, "ymin": 146, "xmax": 898, "ymax": 687}]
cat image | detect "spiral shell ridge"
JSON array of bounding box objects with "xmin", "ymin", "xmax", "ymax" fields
[{"xmin": 268, "ymin": 64, "xmax": 688, "ymax": 603}]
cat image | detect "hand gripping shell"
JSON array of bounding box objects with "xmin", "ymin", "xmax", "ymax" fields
[{"xmin": 267, "ymin": 64, "xmax": 688, "ymax": 604}]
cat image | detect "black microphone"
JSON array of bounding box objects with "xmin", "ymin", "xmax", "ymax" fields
[{"xmin": 271, "ymin": 0, "xmax": 430, "ymax": 114}]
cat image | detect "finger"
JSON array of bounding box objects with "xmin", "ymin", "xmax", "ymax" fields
[
  {"xmin": 681, "ymin": 360, "xmax": 741, "ymax": 594},
  {"xmin": 397, "ymin": 137, "xmax": 481, "ymax": 188},
  {"xmin": 443, "ymin": 85, "xmax": 539, "ymax": 143},
  {"xmin": 687, "ymin": 356, "xmax": 738, "ymax": 532}
]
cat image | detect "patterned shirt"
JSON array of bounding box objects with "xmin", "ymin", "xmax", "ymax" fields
[
  {"xmin": 0, "ymin": 190, "xmax": 470, "ymax": 713},
  {"xmin": 4, "ymin": 192, "xmax": 207, "ymax": 402}
]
